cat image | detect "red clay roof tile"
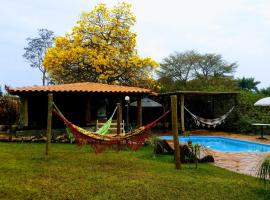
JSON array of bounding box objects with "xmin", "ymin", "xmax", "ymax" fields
[{"xmin": 8, "ymin": 82, "xmax": 155, "ymax": 95}]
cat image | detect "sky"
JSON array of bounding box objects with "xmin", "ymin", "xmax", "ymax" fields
[{"xmin": 1, "ymin": 0, "xmax": 270, "ymax": 89}]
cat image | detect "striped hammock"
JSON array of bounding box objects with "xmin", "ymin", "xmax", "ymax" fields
[
  {"xmin": 53, "ymin": 103, "xmax": 170, "ymax": 153},
  {"xmin": 184, "ymin": 106, "xmax": 234, "ymax": 128}
]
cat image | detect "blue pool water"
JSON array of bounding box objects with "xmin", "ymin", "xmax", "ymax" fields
[{"xmin": 160, "ymin": 136, "xmax": 270, "ymax": 152}]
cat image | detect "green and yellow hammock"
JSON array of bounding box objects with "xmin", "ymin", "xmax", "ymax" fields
[
  {"xmin": 53, "ymin": 103, "xmax": 170, "ymax": 153},
  {"xmin": 96, "ymin": 106, "xmax": 117, "ymax": 135}
]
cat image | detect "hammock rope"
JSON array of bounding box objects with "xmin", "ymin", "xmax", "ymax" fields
[
  {"xmin": 184, "ymin": 106, "xmax": 234, "ymax": 128},
  {"xmin": 52, "ymin": 102, "xmax": 170, "ymax": 153}
]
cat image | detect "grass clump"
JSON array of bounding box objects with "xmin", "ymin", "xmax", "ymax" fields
[{"xmin": 257, "ymin": 156, "xmax": 270, "ymax": 184}]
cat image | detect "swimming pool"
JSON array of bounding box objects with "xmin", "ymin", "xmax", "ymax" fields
[{"xmin": 160, "ymin": 136, "xmax": 270, "ymax": 152}]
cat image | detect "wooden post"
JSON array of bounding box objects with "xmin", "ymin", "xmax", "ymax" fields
[
  {"xmin": 137, "ymin": 97, "xmax": 142, "ymax": 127},
  {"xmin": 24, "ymin": 97, "xmax": 28, "ymax": 127},
  {"xmin": 211, "ymin": 96, "xmax": 214, "ymax": 118},
  {"xmin": 171, "ymin": 95, "xmax": 181, "ymax": 170},
  {"xmin": 117, "ymin": 103, "xmax": 122, "ymax": 134},
  {"xmin": 85, "ymin": 96, "xmax": 91, "ymax": 125},
  {"xmin": 46, "ymin": 93, "xmax": 53, "ymax": 155},
  {"xmin": 20, "ymin": 96, "xmax": 29, "ymax": 127},
  {"xmin": 19, "ymin": 97, "xmax": 24, "ymax": 127},
  {"xmin": 180, "ymin": 94, "xmax": 185, "ymax": 134}
]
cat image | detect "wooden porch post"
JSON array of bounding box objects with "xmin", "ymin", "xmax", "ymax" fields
[
  {"xmin": 24, "ymin": 97, "xmax": 28, "ymax": 127},
  {"xmin": 46, "ymin": 93, "xmax": 53, "ymax": 155},
  {"xmin": 171, "ymin": 95, "xmax": 181, "ymax": 170},
  {"xmin": 85, "ymin": 96, "xmax": 91, "ymax": 125},
  {"xmin": 180, "ymin": 94, "xmax": 185, "ymax": 134},
  {"xmin": 117, "ymin": 103, "xmax": 122, "ymax": 135},
  {"xmin": 137, "ymin": 96, "xmax": 142, "ymax": 127},
  {"xmin": 20, "ymin": 96, "xmax": 28, "ymax": 127}
]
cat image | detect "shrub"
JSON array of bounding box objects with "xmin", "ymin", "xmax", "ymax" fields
[
  {"xmin": 0, "ymin": 96, "xmax": 19, "ymax": 125},
  {"xmin": 228, "ymin": 91, "xmax": 270, "ymax": 132}
]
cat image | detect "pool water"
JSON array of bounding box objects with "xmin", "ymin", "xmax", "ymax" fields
[{"xmin": 160, "ymin": 136, "xmax": 270, "ymax": 152}]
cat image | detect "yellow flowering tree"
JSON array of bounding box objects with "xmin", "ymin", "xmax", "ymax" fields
[{"xmin": 43, "ymin": 2, "xmax": 158, "ymax": 88}]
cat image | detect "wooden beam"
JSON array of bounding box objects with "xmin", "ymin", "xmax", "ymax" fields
[
  {"xmin": 46, "ymin": 93, "xmax": 53, "ymax": 155},
  {"xmin": 137, "ymin": 97, "xmax": 142, "ymax": 127},
  {"xmin": 85, "ymin": 96, "xmax": 91, "ymax": 125},
  {"xmin": 117, "ymin": 103, "xmax": 122, "ymax": 135},
  {"xmin": 180, "ymin": 94, "xmax": 185, "ymax": 133},
  {"xmin": 171, "ymin": 95, "xmax": 181, "ymax": 170}
]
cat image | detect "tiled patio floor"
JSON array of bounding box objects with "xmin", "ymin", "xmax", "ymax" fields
[{"xmin": 207, "ymin": 150, "xmax": 269, "ymax": 176}]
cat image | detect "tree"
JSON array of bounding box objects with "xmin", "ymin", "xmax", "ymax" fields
[
  {"xmin": 238, "ymin": 77, "xmax": 261, "ymax": 91},
  {"xmin": 157, "ymin": 50, "xmax": 238, "ymax": 92},
  {"xmin": 260, "ymin": 87, "xmax": 270, "ymax": 96},
  {"xmin": 195, "ymin": 53, "xmax": 237, "ymax": 79},
  {"xmin": 158, "ymin": 51, "xmax": 199, "ymax": 85},
  {"xmin": 43, "ymin": 3, "xmax": 158, "ymax": 88},
  {"xmin": 186, "ymin": 76, "xmax": 239, "ymax": 91},
  {"xmin": 158, "ymin": 76, "xmax": 177, "ymax": 92},
  {"xmin": 23, "ymin": 29, "xmax": 55, "ymax": 86}
]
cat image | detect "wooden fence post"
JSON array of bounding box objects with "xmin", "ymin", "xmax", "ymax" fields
[
  {"xmin": 46, "ymin": 93, "xmax": 53, "ymax": 155},
  {"xmin": 171, "ymin": 95, "xmax": 181, "ymax": 170}
]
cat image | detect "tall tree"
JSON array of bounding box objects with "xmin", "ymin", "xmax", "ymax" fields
[
  {"xmin": 157, "ymin": 50, "xmax": 238, "ymax": 92},
  {"xmin": 195, "ymin": 53, "xmax": 237, "ymax": 79},
  {"xmin": 158, "ymin": 51, "xmax": 199, "ymax": 85},
  {"xmin": 43, "ymin": 3, "xmax": 158, "ymax": 88},
  {"xmin": 23, "ymin": 29, "xmax": 55, "ymax": 86},
  {"xmin": 238, "ymin": 77, "xmax": 261, "ymax": 91}
]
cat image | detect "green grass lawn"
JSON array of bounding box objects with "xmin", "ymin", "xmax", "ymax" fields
[{"xmin": 0, "ymin": 142, "xmax": 269, "ymax": 200}]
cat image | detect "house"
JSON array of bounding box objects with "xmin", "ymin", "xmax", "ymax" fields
[{"xmin": 7, "ymin": 82, "xmax": 156, "ymax": 130}]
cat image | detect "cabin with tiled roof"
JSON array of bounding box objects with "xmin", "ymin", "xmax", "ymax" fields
[{"xmin": 7, "ymin": 82, "xmax": 156, "ymax": 130}]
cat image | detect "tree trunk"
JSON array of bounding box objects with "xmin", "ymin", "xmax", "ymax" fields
[{"xmin": 42, "ymin": 71, "xmax": 46, "ymax": 86}]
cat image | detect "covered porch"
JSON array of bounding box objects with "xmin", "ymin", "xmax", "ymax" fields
[
  {"xmin": 7, "ymin": 82, "xmax": 156, "ymax": 132},
  {"xmin": 158, "ymin": 91, "xmax": 239, "ymax": 133}
]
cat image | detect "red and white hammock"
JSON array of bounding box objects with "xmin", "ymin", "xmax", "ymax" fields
[{"xmin": 53, "ymin": 103, "xmax": 170, "ymax": 153}]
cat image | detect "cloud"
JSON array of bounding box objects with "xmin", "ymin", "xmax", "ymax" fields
[{"xmin": 0, "ymin": 0, "xmax": 270, "ymax": 88}]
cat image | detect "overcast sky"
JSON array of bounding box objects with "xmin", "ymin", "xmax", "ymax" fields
[{"xmin": 1, "ymin": 0, "xmax": 270, "ymax": 89}]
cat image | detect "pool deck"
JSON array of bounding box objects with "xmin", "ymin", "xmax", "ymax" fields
[{"xmin": 163, "ymin": 130, "xmax": 270, "ymax": 177}]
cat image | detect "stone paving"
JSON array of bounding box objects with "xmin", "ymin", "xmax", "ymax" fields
[
  {"xmin": 166, "ymin": 130, "xmax": 270, "ymax": 177},
  {"xmin": 206, "ymin": 149, "xmax": 269, "ymax": 176}
]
